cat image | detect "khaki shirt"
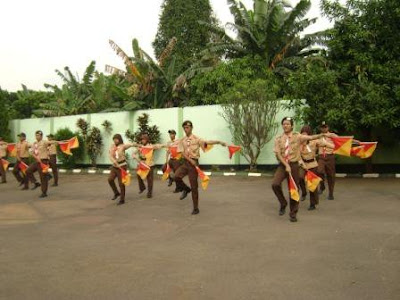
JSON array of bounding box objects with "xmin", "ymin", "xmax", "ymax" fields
[
  {"xmin": 32, "ymin": 140, "xmax": 52, "ymax": 160},
  {"xmin": 318, "ymin": 133, "xmax": 337, "ymax": 156},
  {"xmin": 178, "ymin": 134, "xmax": 205, "ymax": 160},
  {"xmin": 48, "ymin": 143, "xmax": 57, "ymax": 156},
  {"xmin": 110, "ymin": 144, "xmax": 128, "ymax": 164},
  {"xmin": 300, "ymin": 140, "xmax": 319, "ymax": 169},
  {"xmin": 17, "ymin": 141, "xmax": 30, "ymax": 158},
  {"xmin": 274, "ymin": 132, "xmax": 302, "ymax": 163},
  {"xmin": 0, "ymin": 144, "xmax": 6, "ymax": 158}
]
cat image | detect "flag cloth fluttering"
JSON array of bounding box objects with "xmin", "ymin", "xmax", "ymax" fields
[
  {"xmin": 305, "ymin": 170, "xmax": 322, "ymax": 192},
  {"xmin": 1, "ymin": 159, "xmax": 10, "ymax": 171},
  {"xmin": 7, "ymin": 144, "xmax": 17, "ymax": 157},
  {"xmin": 120, "ymin": 168, "xmax": 131, "ymax": 186},
  {"xmin": 137, "ymin": 161, "xmax": 151, "ymax": 180},
  {"xmin": 202, "ymin": 143, "xmax": 214, "ymax": 153},
  {"xmin": 351, "ymin": 142, "xmax": 377, "ymax": 159},
  {"xmin": 162, "ymin": 163, "xmax": 171, "ymax": 181},
  {"xmin": 59, "ymin": 136, "xmax": 80, "ymax": 156},
  {"xmin": 169, "ymin": 146, "xmax": 182, "ymax": 159},
  {"xmin": 228, "ymin": 145, "xmax": 241, "ymax": 159},
  {"xmin": 331, "ymin": 136, "xmax": 353, "ymax": 157},
  {"xmin": 289, "ymin": 173, "xmax": 300, "ymax": 202},
  {"xmin": 19, "ymin": 161, "xmax": 28, "ymax": 175},
  {"xmin": 195, "ymin": 166, "xmax": 210, "ymax": 190},
  {"xmin": 140, "ymin": 147, "xmax": 154, "ymax": 165},
  {"xmin": 40, "ymin": 162, "xmax": 49, "ymax": 173}
]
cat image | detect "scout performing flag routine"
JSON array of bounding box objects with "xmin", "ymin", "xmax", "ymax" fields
[{"xmin": 0, "ymin": 117, "xmax": 378, "ymax": 220}]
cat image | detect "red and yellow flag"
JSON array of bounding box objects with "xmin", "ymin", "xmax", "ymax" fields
[
  {"xmin": 331, "ymin": 136, "xmax": 353, "ymax": 157},
  {"xmin": 195, "ymin": 166, "xmax": 210, "ymax": 190},
  {"xmin": 289, "ymin": 173, "xmax": 300, "ymax": 202},
  {"xmin": 137, "ymin": 161, "xmax": 151, "ymax": 180},
  {"xmin": 305, "ymin": 170, "xmax": 322, "ymax": 192},
  {"xmin": 351, "ymin": 142, "xmax": 377, "ymax": 159},
  {"xmin": 201, "ymin": 143, "xmax": 214, "ymax": 153},
  {"xmin": 162, "ymin": 163, "xmax": 171, "ymax": 181},
  {"xmin": 19, "ymin": 161, "xmax": 28, "ymax": 175},
  {"xmin": 59, "ymin": 141, "xmax": 72, "ymax": 155},
  {"xmin": 7, "ymin": 144, "xmax": 17, "ymax": 157},
  {"xmin": 58, "ymin": 136, "xmax": 79, "ymax": 155},
  {"xmin": 69, "ymin": 136, "xmax": 79, "ymax": 149},
  {"xmin": 40, "ymin": 162, "xmax": 49, "ymax": 173},
  {"xmin": 228, "ymin": 145, "xmax": 241, "ymax": 159},
  {"xmin": 169, "ymin": 146, "xmax": 182, "ymax": 159},
  {"xmin": 1, "ymin": 159, "xmax": 10, "ymax": 171},
  {"xmin": 120, "ymin": 168, "xmax": 131, "ymax": 186},
  {"xmin": 140, "ymin": 147, "xmax": 154, "ymax": 164}
]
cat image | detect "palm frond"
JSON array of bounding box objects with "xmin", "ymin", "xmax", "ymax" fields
[
  {"xmin": 158, "ymin": 37, "xmax": 177, "ymax": 68},
  {"xmin": 109, "ymin": 39, "xmax": 144, "ymax": 81},
  {"xmin": 83, "ymin": 61, "xmax": 96, "ymax": 85}
]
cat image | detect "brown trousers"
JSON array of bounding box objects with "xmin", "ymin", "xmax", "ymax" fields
[
  {"xmin": 13, "ymin": 158, "xmax": 37, "ymax": 184},
  {"xmin": 317, "ymin": 154, "xmax": 336, "ymax": 197},
  {"xmin": 26, "ymin": 160, "xmax": 49, "ymax": 195},
  {"xmin": 175, "ymin": 160, "xmax": 199, "ymax": 209},
  {"xmin": 49, "ymin": 154, "xmax": 58, "ymax": 185},
  {"xmin": 108, "ymin": 166, "xmax": 126, "ymax": 201},
  {"xmin": 299, "ymin": 167, "xmax": 320, "ymax": 206},
  {"xmin": 137, "ymin": 166, "xmax": 154, "ymax": 196},
  {"xmin": 0, "ymin": 157, "xmax": 6, "ymax": 182},
  {"xmin": 168, "ymin": 158, "xmax": 182, "ymax": 190},
  {"xmin": 272, "ymin": 162, "xmax": 300, "ymax": 218}
]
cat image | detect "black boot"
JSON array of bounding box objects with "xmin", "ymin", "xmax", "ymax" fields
[
  {"xmin": 180, "ymin": 189, "xmax": 191, "ymax": 200},
  {"xmin": 31, "ymin": 182, "xmax": 41, "ymax": 190},
  {"xmin": 111, "ymin": 193, "xmax": 120, "ymax": 200}
]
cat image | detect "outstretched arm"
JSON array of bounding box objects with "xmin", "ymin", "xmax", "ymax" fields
[
  {"xmin": 202, "ymin": 140, "xmax": 227, "ymax": 147},
  {"xmin": 124, "ymin": 142, "xmax": 140, "ymax": 150}
]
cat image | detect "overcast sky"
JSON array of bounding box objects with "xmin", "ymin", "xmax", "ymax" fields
[{"xmin": 0, "ymin": 0, "xmax": 331, "ymax": 92}]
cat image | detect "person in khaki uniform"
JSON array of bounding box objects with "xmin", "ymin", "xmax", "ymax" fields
[
  {"xmin": 298, "ymin": 125, "xmax": 334, "ymax": 210},
  {"xmin": 165, "ymin": 129, "xmax": 182, "ymax": 193},
  {"xmin": 317, "ymin": 122, "xmax": 338, "ymax": 200},
  {"xmin": 12, "ymin": 133, "xmax": 38, "ymax": 187},
  {"xmin": 175, "ymin": 120, "xmax": 227, "ymax": 215},
  {"xmin": 0, "ymin": 137, "xmax": 7, "ymax": 183},
  {"xmin": 47, "ymin": 134, "xmax": 59, "ymax": 187},
  {"xmin": 272, "ymin": 117, "xmax": 332, "ymax": 222},
  {"xmin": 133, "ymin": 133, "xmax": 166, "ymax": 199},
  {"xmin": 25, "ymin": 130, "xmax": 58, "ymax": 198},
  {"xmin": 108, "ymin": 134, "xmax": 139, "ymax": 205}
]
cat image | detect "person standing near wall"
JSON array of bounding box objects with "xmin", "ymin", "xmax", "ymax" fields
[
  {"xmin": 12, "ymin": 133, "xmax": 37, "ymax": 187},
  {"xmin": 165, "ymin": 129, "xmax": 182, "ymax": 193},
  {"xmin": 317, "ymin": 122, "xmax": 338, "ymax": 200},
  {"xmin": 25, "ymin": 130, "xmax": 58, "ymax": 198},
  {"xmin": 134, "ymin": 133, "xmax": 166, "ymax": 199},
  {"xmin": 174, "ymin": 120, "xmax": 227, "ymax": 215},
  {"xmin": 108, "ymin": 134, "xmax": 139, "ymax": 205},
  {"xmin": 0, "ymin": 137, "xmax": 7, "ymax": 183},
  {"xmin": 272, "ymin": 117, "xmax": 331, "ymax": 222},
  {"xmin": 298, "ymin": 125, "xmax": 334, "ymax": 210},
  {"xmin": 47, "ymin": 134, "xmax": 59, "ymax": 187}
]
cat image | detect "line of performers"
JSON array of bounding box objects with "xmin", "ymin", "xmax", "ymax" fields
[
  {"xmin": 1, "ymin": 118, "xmax": 339, "ymax": 219},
  {"xmin": 107, "ymin": 120, "xmax": 228, "ymax": 215},
  {"xmin": 272, "ymin": 117, "xmax": 338, "ymax": 222},
  {"xmin": 0, "ymin": 131, "xmax": 60, "ymax": 198}
]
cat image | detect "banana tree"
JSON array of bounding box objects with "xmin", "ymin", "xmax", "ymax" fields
[
  {"xmin": 202, "ymin": 0, "xmax": 322, "ymax": 69},
  {"xmin": 107, "ymin": 37, "xmax": 217, "ymax": 108}
]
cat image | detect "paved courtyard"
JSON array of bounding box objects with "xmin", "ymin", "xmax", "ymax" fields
[{"xmin": 0, "ymin": 173, "xmax": 399, "ymax": 300}]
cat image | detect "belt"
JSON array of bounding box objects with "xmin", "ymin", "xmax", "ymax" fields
[
  {"xmin": 303, "ymin": 158, "xmax": 316, "ymax": 163},
  {"xmin": 117, "ymin": 160, "xmax": 126, "ymax": 164}
]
